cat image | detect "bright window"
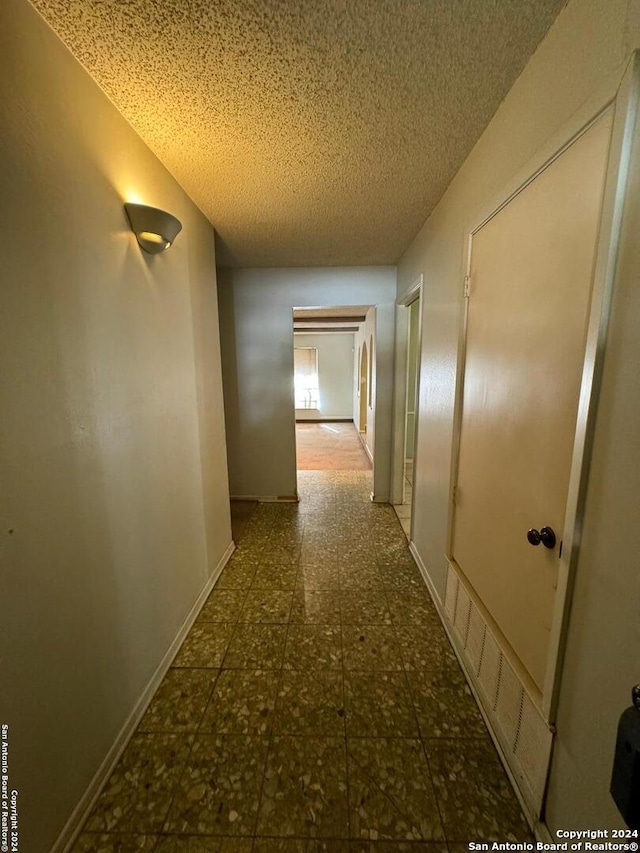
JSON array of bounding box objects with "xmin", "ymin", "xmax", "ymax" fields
[{"xmin": 294, "ymin": 347, "xmax": 319, "ymax": 409}]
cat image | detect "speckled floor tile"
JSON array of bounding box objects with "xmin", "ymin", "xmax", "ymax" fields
[
  {"xmin": 240, "ymin": 527, "xmax": 271, "ymax": 543},
  {"xmin": 269, "ymin": 523, "xmax": 305, "ymax": 538},
  {"xmin": 257, "ymin": 736, "xmax": 349, "ymax": 838},
  {"xmin": 265, "ymin": 534, "xmax": 302, "ymax": 549},
  {"xmin": 341, "ymin": 590, "xmax": 392, "ymax": 625},
  {"xmin": 155, "ymin": 837, "xmax": 253, "ymax": 852},
  {"xmin": 164, "ymin": 734, "xmax": 269, "ymax": 836},
  {"xmin": 373, "ymin": 532, "xmax": 407, "ymax": 549},
  {"xmin": 138, "ymin": 668, "xmax": 217, "ymax": 732},
  {"xmin": 394, "ymin": 623, "xmax": 459, "ymax": 672},
  {"xmin": 387, "ymin": 590, "xmax": 438, "ymax": 625},
  {"xmin": 407, "ymin": 670, "xmax": 486, "ymax": 738},
  {"xmin": 378, "ymin": 567, "xmax": 426, "ymax": 594},
  {"xmin": 344, "ymin": 672, "xmax": 418, "ymax": 738},
  {"xmin": 284, "ymin": 624, "xmax": 343, "ymax": 671},
  {"xmin": 85, "ymin": 733, "xmax": 192, "ymax": 833},
  {"xmin": 224, "ymin": 623, "xmax": 287, "ymax": 669},
  {"xmin": 426, "ymin": 738, "xmax": 531, "ymax": 841},
  {"xmin": 337, "ymin": 525, "xmax": 372, "ymax": 541},
  {"xmin": 254, "ymin": 841, "xmax": 351, "ymax": 852},
  {"xmin": 342, "ymin": 626, "xmax": 402, "ymax": 672},
  {"xmin": 300, "ymin": 547, "xmax": 338, "ymax": 566},
  {"xmin": 351, "ymin": 843, "xmax": 447, "ymax": 852},
  {"xmin": 198, "ymin": 590, "xmax": 247, "ymax": 623},
  {"xmin": 71, "ymin": 473, "xmax": 529, "ymax": 846},
  {"xmin": 229, "ymin": 543, "xmax": 264, "ymax": 561},
  {"xmin": 239, "ymin": 589, "xmax": 294, "ymax": 623},
  {"xmin": 251, "ymin": 563, "xmax": 299, "ymax": 590},
  {"xmin": 373, "ymin": 544, "xmax": 415, "ymax": 566},
  {"xmin": 173, "ymin": 623, "xmax": 236, "ymax": 668},
  {"xmin": 290, "ymin": 590, "xmax": 342, "ymax": 624},
  {"xmin": 216, "ymin": 560, "xmax": 258, "ymax": 590},
  {"xmin": 275, "ymin": 669, "xmax": 345, "ymax": 735},
  {"xmin": 200, "ymin": 669, "xmax": 280, "ymax": 735},
  {"xmin": 347, "ymin": 737, "xmax": 444, "ymax": 842},
  {"xmin": 260, "ymin": 552, "xmax": 301, "ymax": 571},
  {"xmin": 297, "ymin": 562, "xmax": 342, "ymax": 590},
  {"xmin": 339, "ymin": 543, "xmax": 378, "ymax": 564},
  {"xmin": 339, "ymin": 565, "xmax": 384, "ymax": 591},
  {"xmin": 303, "ymin": 530, "xmax": 338, "ymax": 542},
  {"xmin": 72, "ymin": 835, "xmax": 158, "ymax": 853}
]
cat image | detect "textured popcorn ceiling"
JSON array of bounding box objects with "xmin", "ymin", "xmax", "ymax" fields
[{"xmin": 31, "ymin": 0, "xmax": 566, "ymax": 267}]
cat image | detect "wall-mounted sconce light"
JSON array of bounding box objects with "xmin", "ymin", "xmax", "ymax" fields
[{"xmin": 124, "ymin": 203, "xmax": 182, "ymax": 254}]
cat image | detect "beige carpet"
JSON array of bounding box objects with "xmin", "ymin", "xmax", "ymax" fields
[{"xmin": 296, "ymin": 422, "xmax": 372, "ymax": 471}]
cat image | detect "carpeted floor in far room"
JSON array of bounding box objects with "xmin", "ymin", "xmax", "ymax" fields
[{"xmin": 295, "ymin": 422, "xmax": 371, "ymax": 471}]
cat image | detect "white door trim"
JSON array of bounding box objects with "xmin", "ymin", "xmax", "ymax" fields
[{"xmin": 391, "ymin": 274, "xmax": 423, "ymax": 507}]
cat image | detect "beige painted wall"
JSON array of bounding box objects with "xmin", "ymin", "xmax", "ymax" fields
[
  {"xmin": 294, "ymin": 332, "xmax": 354, "ymax": 421},
  {"xmin": 218, "ymin": 268, "xmax": 395, "ymax": 501},
  {"xmin": 0, "ymin": 1, "xmax": 232, "ymax": 850},
  {"xmin": 396, "ymin": 0, "xmax": 640, "ymax": 831}
]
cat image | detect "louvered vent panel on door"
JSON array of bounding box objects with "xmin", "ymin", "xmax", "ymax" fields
[
  {"xmin": 515, "ymin": 690, "xmax": 553, "ymax": 804},
  {"xmin": 444, "ymin": 569, "xmax": 459, "ymax": 620},
  {"xmin": 465, "ymin": 603, "xmax": 486, "ymax": 675},
  {"xmin": 453, "ymin": 584, "xmax": 471, "ymax": 645},
  {"xmin": 477, "ymin": 627, "xmax": 501, "ymax": 710},
  {"xmin": 495, "ymin": 655, "xmax": 525, "ymax": 747}
]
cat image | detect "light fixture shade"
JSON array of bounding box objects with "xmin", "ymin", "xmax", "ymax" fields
[{"xmin": 124, "ymin": 203, "xmax": 182, "ymax": 254}]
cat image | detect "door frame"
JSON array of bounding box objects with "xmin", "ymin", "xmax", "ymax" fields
[
  {"xmin": 446, "ymin": 52, "xmax": 640, "ymax": 723},
  {"xmin": 359, "ymin": 340, "xmax": 368, "ymax": 435},
  {"xmin": 392, "ymin": 275, "xmax": 423, "ymax": 518},
  {"xmin": 402, "ymin": 291, "xmax": 422, "ymax": 537}
]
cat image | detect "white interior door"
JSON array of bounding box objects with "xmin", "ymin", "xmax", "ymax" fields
[{"xmin": 451, "ymin": 110, "xmax": 613, "ymax": 693}]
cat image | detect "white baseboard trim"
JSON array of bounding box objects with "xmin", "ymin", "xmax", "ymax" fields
[
  {"xmin": 536, "ymin": 818, "xmax": 554, "ymax": 844},
  {"xmin": 54, "ymin": 540, "xmax": 235, "ymax": 853},
  {"xmin": 407, "ymin": 541, "xmax": 538, "ymax": 834},
  {"xmin": 230, "ymin": 495, "xmax": 299, "ymax": 503},
  {"xmin": 408, "ymin": 541, "xmax": 444, "ymax": 613}
]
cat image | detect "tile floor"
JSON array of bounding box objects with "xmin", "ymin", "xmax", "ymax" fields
[{"xmin": 73, "ymin": 470, "xmax": 531, "ymax": 852}]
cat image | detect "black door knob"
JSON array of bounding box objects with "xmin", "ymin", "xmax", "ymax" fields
[
  {"xmin": 527, "ymin": 528, "xmax": 541, "ymax": 546},
  {"xmin": 527, "ymin": 526, "xmax": 557, "ymax": 549}
]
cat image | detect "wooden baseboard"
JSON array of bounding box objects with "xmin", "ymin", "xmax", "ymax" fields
[
  {"xmin": 54, "ymin": 541, "xmax": 235, "ymax": 853},
  {"xmin": 295, "ymin": 418, "xmax": 354, "ymax": 423},
  {"xmin": 230, "ymin": 495, "xmax": 299, "ymax": 503}
]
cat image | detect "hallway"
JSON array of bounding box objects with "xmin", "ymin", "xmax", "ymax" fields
[{"xmin": 73, "ymin": 472, "xmax": 530, "ymax": 851}]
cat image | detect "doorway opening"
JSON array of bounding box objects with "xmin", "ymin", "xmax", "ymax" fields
[
  {"xmin": 394, "ymin": 289, "xmax": 421, "ymax": 537},
  {"xmin": 359, "ymin": 341, "xmax": 368, "ymax": 436},
  {"xmin": 292, "ymin": 305, "xmax": 374, "ymax": 475}
]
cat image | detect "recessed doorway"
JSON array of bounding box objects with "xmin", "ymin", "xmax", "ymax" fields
[
  {"xmin": 292, "ymin": 305, "xmax": 374, "ymax": 476},
  {"xmin": 394, "ymin": 288, "xmax": 421, "ymax": 537}
]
